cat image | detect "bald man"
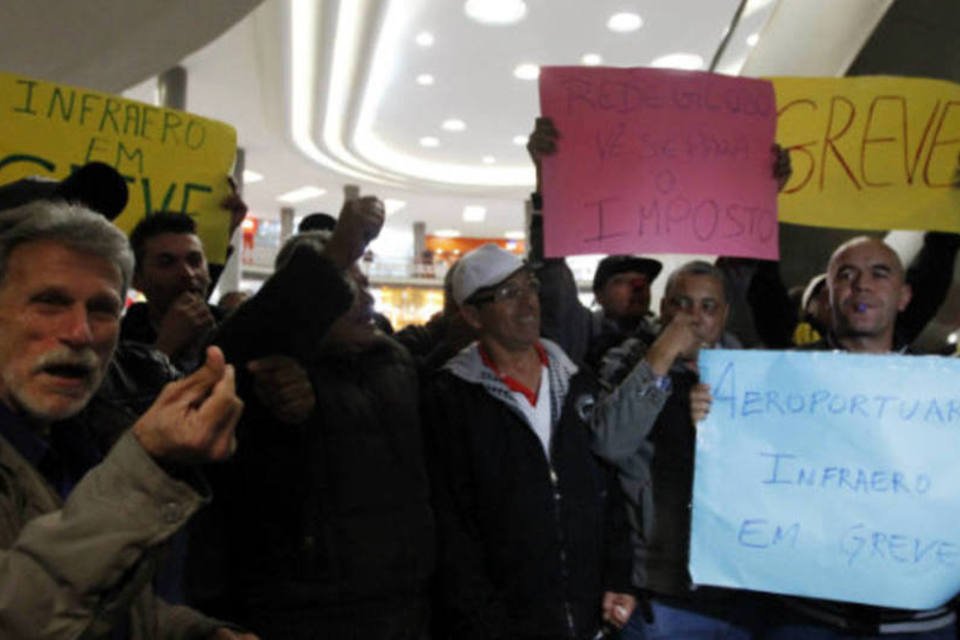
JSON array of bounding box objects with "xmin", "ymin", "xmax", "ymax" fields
[{"xmin": 693, "ymin": 237, "xmax": 953, "ymax": 638}]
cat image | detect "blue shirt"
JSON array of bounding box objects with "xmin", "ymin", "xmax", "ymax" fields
[
  {"xmin": 0, "ymin": 401, "xmax": 131, "ymax": 637},
  {"xmin": 0, "ymin": 402, "xmax": 102, "ymax": 499}
]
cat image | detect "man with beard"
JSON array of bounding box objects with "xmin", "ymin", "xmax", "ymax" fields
[
  {"xmin": 189, "ymin": 196, "xmax": 435, "ymax": 639},
  {"xmin": 123, "ymin": 212, "xmax": 221, "ymax": 372},
  {"xmin": 0, "ymin": 200, "xmax": 251, "ymax": 639},
  {"xmin": 692, "ymin": 237, "xmax": 954, "ymax": 638}
]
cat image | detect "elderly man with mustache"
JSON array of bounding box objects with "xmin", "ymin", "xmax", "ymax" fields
[{"xmin": 0, "ymin": 200, "xmax": 254, "ymax": 639}]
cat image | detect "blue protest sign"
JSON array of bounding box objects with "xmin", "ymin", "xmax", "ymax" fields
[{"xmin": 690, "ymin": 349, "xmax": 960, "ymax": 609}]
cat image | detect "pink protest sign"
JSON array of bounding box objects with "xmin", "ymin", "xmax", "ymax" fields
[{"xmin": 538, "ymin": 67, "xmax": 779, "ymax": 259}]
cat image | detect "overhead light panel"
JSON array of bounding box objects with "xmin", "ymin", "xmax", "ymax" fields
[
  {"xmin": 463, "ymin": 205, "xmax": 487, "ymax": 222},
  {"xmin": 464, "ymin": 0, "xmax": 527, "ymax": 25},
  {"xmin": 242, "ymin": 169, "xmax": 264, "ymax": 184},
  {"xmin": 744, "ymin": 0, "xmax": 775, "ymax": 18},
  {"xmin": 384, "ymin": 198, "xmax": 406, "ymax": 215},
  {"xmin": 482, "ymin": 155, "xmax": 496, "ymax": 164},
  {"xmin": 514, "ymin": 63, "xmax": 540, "ymax": 80},
  {"xmin": 416, "ymin": 73, "xmax": 435, "ymax": 86},
  {"xmin": 651, "ymin": 53, "xmax": 704, "ymax": 70},
  {"xmin": 434, "ymin": 229, "xmax": 462, "ymax": 238},
  {"xmin": 746, "ymin": 33, "xmax": 759, "ymax": 46},
  {"xmin": 415, "ymin": 31, "xmax": 434, "ymax": 46},
  {"xmin": 505, "ymin": 230, "xmax": 526, "ymax": 240},
  {"xmin": 607, "ymin": 12, "xmax": 643, "ymax": 33},
  {"xmin": 442, "ymin": 118, "xmax": 467, "ymax": 131},
  {"xmin": 419, "ymin": 136, "xmax": 440, "ymax": 147},
  {"xmin": 277, "ymin": 186, "xmax": 326, "ymax": 203},
  {"xmin": 512, "ymin": 135, "xmax": 528, "ymax": 146},
  {"xmin": 581, "ymin": 53, "xmax": 603, "ymax": 66}
]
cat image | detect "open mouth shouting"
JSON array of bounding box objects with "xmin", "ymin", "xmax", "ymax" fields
[{"xmin": 34, "ymin": 350, "xmax": 101, "ymax": 396}]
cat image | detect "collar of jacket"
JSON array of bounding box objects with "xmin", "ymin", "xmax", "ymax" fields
[
  {"xmin": 822, "ymin": 331, "xmax": 910, "ymax": 354},
  {"xmin": 444, "ymin": 338, "xmax": 578, "ymax": 428}
]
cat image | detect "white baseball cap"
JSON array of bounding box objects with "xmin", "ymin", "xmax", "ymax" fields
[{"xmin": 452, "ymin": 243, "xmax": 525, "ymax": 305}]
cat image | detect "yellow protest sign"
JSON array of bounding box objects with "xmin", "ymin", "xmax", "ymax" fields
[
  {"xmin": 773, "ymin": 76, "xmax": 960, "ymax": 232},
  {"xmin": 0, "ymin": 71, "xmax": 237, "ymax": 261}
]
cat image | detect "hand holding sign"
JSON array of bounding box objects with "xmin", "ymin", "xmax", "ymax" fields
[
  {"xmin": 526, "ymin": 116, "xmax": 559, "ymax": 194},
  {"xmin": 689, "ymin": 382, "xmax": 712, "ymax": 423}
]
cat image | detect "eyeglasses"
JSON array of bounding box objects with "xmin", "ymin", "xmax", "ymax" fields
[{"xmin": 471, "ymin": 276, "xmax": 541, "ymax": 305}]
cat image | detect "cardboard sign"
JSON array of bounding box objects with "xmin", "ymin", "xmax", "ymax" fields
[
  {"xmin": 0, "ymin": 71, "xmax": 237, "ymax": 262},
  {"xmin": 774, "ymin": 76, "xmax": 960, "ymax": 233},
  {"xmin": 538, "ymin": 67, "xmax": 779, "ymax": 260},
  {"xmin": 691, "ymin": 349, "xmax": 960, "ymax": 610}
]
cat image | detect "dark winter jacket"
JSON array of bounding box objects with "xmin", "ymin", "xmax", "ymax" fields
[
  {"xmin": 190, "ymin": 248, "xmax": 435, "ymax": 638},
  {"xmin": 425, "ymin": 340, "xmax": 631, "ymax": 640}
]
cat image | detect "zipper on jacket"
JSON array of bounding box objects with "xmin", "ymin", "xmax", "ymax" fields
[{"xmin": 549, "ymin": 464, "xmax": 578, "ymax": 639}]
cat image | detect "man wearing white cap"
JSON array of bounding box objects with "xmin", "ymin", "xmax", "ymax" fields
[{"xmin": 424, "ymin": 243, "xmax": 635, "ymax": 640}]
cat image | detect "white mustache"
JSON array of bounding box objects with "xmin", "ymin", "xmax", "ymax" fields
[{"xmin": 32, "ymin": 348, "xmax": 101, "ymax": 375}]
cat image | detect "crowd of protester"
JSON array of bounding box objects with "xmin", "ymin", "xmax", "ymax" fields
[{"xmin": 0, "ymin": 109, "xmax": 957, "ymax": 640}]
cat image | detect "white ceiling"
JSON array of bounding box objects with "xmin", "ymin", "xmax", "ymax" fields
[
  {"xmin": 5, "ymin": 0, "xmax": 892, "ymax": 257},
  {"xmin": 122, "ymin": 0, "xmax": 783, "ymax": 251}
]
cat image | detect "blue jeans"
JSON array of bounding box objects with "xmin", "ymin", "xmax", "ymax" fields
[
  {"xmin": 762, "ymin": 623, "xmax": 956, "ymax": 640},
  {"xmin": 620, "ymin": 598, "xmax": 759, "ymax": 640}
]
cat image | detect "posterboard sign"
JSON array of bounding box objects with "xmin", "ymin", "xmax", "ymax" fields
[
  {"xmin": 774, "ymin": 76, "xmax": 960, "ymax": 233},
  {"xmin": 690, "ymin": 349, "xmax": 960, "ymax": 610},
  {"xmin": 538, "ymin": 67, "xmax": 779, "ymax": 260},
  {"xmin": 0, "ymin": 71, "xmax": 237, "ymax": 262}
]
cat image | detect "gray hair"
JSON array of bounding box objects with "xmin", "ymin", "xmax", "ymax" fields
[
  {"xmin": 664, "ymin": 260, "xmax": 730, "ymax": 302},
  {"xmin": 275, "ymin": 230, "xmax": 332, "ymax": 270},
  {"xmin": 0, "ymin": 200, "xmax": 134, "ymax": 294}
]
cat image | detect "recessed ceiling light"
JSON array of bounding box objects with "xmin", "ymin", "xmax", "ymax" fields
[
  {"xmin": 512, "ymin": 135, "xmax": 528, "ymax": 146},
  {"xmin": 442, "ymin": 118, "xmax": 467, "ymax": 132},
  {"xmin": 464, "ymin": 0, "xmax": 527, "ymax": 25},
  {"xmin": 513, "ymin": 63, "xmax": 540, "ymax": 80},
  {"xmin": 581, "ymin": 53, "xmax": 603, "ymax": 66},
  {"xmin": 415, "ymin": 31, "xmax": 434, "ymax": 46},
  {"xmin": 651, "ymin": 53, "xmax": 704, "ymax": 70},
  {"xmin": 746, "ymin": 32, "xmax": 759, "ymax": 46},
  {"xmin": 416, "ymin": 73, "xmax": 435, "ymax": 86},
  {"xmin": 384, "ymin": 198, "xmax": 406, "ymax": 215},
  {"xmin": 277, "ymin": 186, "xmax": 326, "ymax": 203},
  {"xmin": 242, "ymin": 169, "xmax": 264, "ymax": 184},
  {"xmin": 607, "ymin": 12, "xmax": 643, "ymax": 33},
  {"xmin": 482, "ymin": 155, "xmax": 496, "ymax": 164},
  {"xmin": 744, "ymin": 0, "xmax": 775, "ymax": 18},
  {"xmin": 419, "ymin": 136, "xmax": 440, "ymax": 147},
  {"xmin": 463, "ymin": 205, "xmax": 487, "ymax": 222},
  {"xmin": 505, "ymin": 230, "xmax": 526, "ymax": 240},
  {"xmin": 434, "ymin": 229, "xmax": 461, "ymax": 238}
]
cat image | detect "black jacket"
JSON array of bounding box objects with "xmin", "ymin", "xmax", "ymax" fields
[
  {"xmin": 189, "ymin": 248, "xmax": 435, "ymax": 638},
  {"xmin": 424, "ymin": 344, "xmax": 631, "ymax": 640}
]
